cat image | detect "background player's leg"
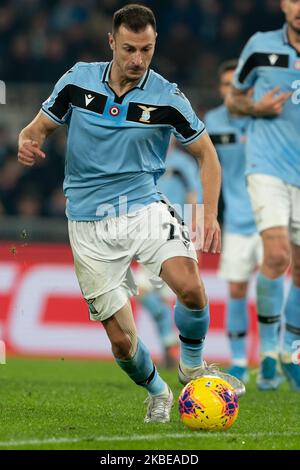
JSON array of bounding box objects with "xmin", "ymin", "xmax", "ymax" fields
[
  {"xmin": 281, "ymin": 243, "xmax": 300, "ymax": 390},
  {"xmin": 160, "ymin": 256, "xmax": 209, "ymax": 372},
  {"xmin": 138, "ymin": 287, "xmax": 177, "ymax": 368},
  {"xmin": 256, "ymin": 227, "xmax": 290, "ymax": 389},
  {"xmin": 227, "ymin": 281, "xmax": 249, "ymax": 382}
]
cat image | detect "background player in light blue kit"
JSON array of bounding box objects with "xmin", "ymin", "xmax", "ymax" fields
[
  {"xmin": 18, "ymin": 4, "xmax": 243, "ymax": 423},
  {"xmin": 227, "ymin": 0, "xmax": 300, "ymax": 391},
  {"xmin": 205, "ymin": 61, "xmax": 262, "ymax": 383}
]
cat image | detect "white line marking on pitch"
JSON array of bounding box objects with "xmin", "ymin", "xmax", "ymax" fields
[{"xmin": 0, "ymin": 431, "xmax": 299, "ymax": 447}]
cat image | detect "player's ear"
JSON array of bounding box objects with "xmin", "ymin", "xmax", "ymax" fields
[{"xmin": 108, "ymin": 32, "xmax": 115, "ymax": 51}]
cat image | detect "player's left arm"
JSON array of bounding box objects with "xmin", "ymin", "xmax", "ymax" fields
[{"xmin": 186, "ymin": 133, "xmax": 221, "ymax": 254}]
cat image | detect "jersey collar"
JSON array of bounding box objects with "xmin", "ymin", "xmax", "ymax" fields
[
  {"xmin": 101, "ymin": 61, "xmax": 150, "ymax": 90},
  {"xmin": 282, "ymin": 22, "xmax": 289, "ymax": 44},
  {"xmin": 282, "ymin": 22, "xmax": 300, "ymax": 56}
]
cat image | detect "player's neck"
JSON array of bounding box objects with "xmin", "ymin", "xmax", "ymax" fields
[
  {"xmin": 287, "ymin": 25, "xmax": 300, "ymax": 53},
  {"xmin": 109, "ymin": 62, "xmax": 141, "ymax": 97}
]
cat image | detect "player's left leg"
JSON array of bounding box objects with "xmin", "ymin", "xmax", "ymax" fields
[
  {"xmin": 218, "ymin": 232, "xmax": 263, "ymax": 382},
  {"xmin": 281, "ymin": 242, "xmax": 300, "ymax": 391},
  {"xmin": 160, "ymin": 256, "xmax": 208, "ymax": 370},
  {"xmin": 280, "ymin": 185, "xmax": 300, "ymax": 390},
  {"xmin": 160, "ymin": 256, "xmax": 245, "ymax": 397},
  {"xmin": 227, "ymin": 281, "xmax": 249, "ymax": 382}
]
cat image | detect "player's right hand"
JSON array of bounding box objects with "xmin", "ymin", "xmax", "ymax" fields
[
  {"xmin": 17, "ymin": 139, "xmax": 46, "ymax": 167},
  {"xmin": 254, "ymin": 86, "xmax": 292, "ymax": 117}
]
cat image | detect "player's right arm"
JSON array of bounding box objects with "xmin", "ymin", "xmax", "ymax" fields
[
  {"xmin": 225, "ymin": 33, "xmax": 291, "ymax": 117},
  {"xmin": 226, "ymin": 85, "xmax": 291, "ymax": 117},
  {"xmin": 18, "ymin": 64, "xmax": 76, "ymax": 167},
  {"xmin": 18, "ymin": 112, "xmax": 58, "ymax": 167}
]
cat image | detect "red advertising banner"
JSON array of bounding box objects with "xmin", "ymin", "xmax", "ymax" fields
[{"xmin": 0, "ymin": 243, "xmax": 260, "ymax": 363}]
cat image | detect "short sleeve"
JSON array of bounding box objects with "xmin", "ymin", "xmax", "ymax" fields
[
  {"xmin": 41, "ymin": 64, "xmax": 77, "ymax": 125},
  {"xmin": 233, "ymin": 33, "xmax": 260, "ymax": 91},
  {"xmin": 168, "ymin": 86, "xmax": 206, "ymax": 145}
]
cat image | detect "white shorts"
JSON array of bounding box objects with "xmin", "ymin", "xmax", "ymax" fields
[
  {"xmin": 133, "ymin": 264, "xmax": 174, "ymax": 300},
  {"xmin": 68, "ymin": 201, "xmax": 197, "ymax": 321},
  {"xmin": 247, "ymin": 174, "xmax": 300, "ymax": 245},
  {"xmin": 218, "ymin": 232, "xmax": 263, "ymax": 282}
]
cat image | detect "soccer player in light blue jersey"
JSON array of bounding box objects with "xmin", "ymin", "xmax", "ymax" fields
[
  {"xmin": 18, "ymin": 4, "xmax": 244, "ymax": 423},
  {"xmin": 227, "ymin": 0, "xmax": 300, "ymax": 391},
  {"xmin": 205, "ymin": 61, "xmax": 263, "ymax": 384}
]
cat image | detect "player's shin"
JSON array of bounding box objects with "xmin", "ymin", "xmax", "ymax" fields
[
  {"xmin": 139, "ymin": 292, "xmax": 176, "ymax": 348},
  {"xmin": 227, "ymin": 298, "xmax": 248, "ymax": 367},
  {"xmin": 256, "ymin": 273, "xmax": 284, "ymax": 357},
  {"xmin": 174, "ymin": 299, "xmax": 210, "ymax": 371},
  {"xmin": 282, "ymin": 283, "xmax": 300, "ymax": 359},
  {"xmin": 115, "ymin": 338, "xmax": 168, "ymax": 396}
]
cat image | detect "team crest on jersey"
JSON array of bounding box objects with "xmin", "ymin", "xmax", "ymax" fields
[
  {"xmin": 294, "ymin": 60, "xmax": 300, "ymax": 70},
  {"xmin": 109, "ymin": 106, "xmax": 120, "ymax": 116},
  {"xmin": 221, "ymin": 134, "xmax": 230, "ymax": 144},
  {"xmin": 268, "ymin": 54, "xmax": 279, "ymax": 65},
  {"xmin": 138, "ymin": 105, "xmax": 157, "ymax": 123}
]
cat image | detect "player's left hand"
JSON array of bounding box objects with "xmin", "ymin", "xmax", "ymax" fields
[{"xmin": 203, "ymin": 213, "xmax": 221, "ymax": 254}]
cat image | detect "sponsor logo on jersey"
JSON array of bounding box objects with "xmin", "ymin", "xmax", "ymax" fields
[{"xmin": 85, "ymin": 93, "xmax": 95, "ymax": 107}]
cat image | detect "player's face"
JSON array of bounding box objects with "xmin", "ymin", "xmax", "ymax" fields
[
  {"xmin": 219, "ymin": 70, "xmax": 235, "ymax": 100},
  {"xmin": 109, "ymin": 25, "xmax": 156, "ymax": 81},
  {"xmin": 281, "ymin": 0, "xmax": 300, "ymax": 34}
]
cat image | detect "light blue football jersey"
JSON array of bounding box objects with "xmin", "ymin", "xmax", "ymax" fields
[
  {"xmin": 234, "ymin": 24, "xmax": 300, "ymax": 187},
  {"xmin": 205, "ymin": 105, "xmax": 257, "ymax": 235},
  {"xmin": 157, "ymin": 147, "xmax": 201, "ymax": 222},
  {"xmin": 41, "ymin": 61, "xmax": 206, "ymax": 220}
]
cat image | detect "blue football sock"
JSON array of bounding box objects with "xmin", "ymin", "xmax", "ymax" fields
[
  {"xmin": 283, "ymin": 283, "xmax": 300, "ymax": 354},
  {"xmin": 140, "ymin": 292, "xmax": 175, "ymax": 347},
  {"xmin": 115, "ymin": 338, "xmax": 167, "ymax": 396},
  {"xmin": 174, "ymin": 300, "xmax": 210, "ymax": 368},
  {"xmin": 227, "ymin": 297, "xmax": 248, "ymax": 366},
  {"xmin": 256, "ymin": 273, "xmax": 284, "ymax": 355}
]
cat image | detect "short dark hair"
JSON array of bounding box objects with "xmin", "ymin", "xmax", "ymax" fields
[
  {"xmin": 112, "ymin": 4, "xmax": 156, "ymax": 34},
  {"xmin": 218, "ymin": 59, "xmax": 239, "ymax": 79}
]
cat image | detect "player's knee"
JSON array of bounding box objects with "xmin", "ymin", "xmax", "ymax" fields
[
  {"xmin": 229, "ymin": 283, "xmax": 247, "ymax": 299},
  {"xmin": 111, "ymin": 334, "xmax": 133, "ymax": 360},
  {"xmin": 264, "ymin": 249, "xmax": 290, "ymax": 275},
  {"xmin": 178, "ymin": 281, "xmax": 206, "ymax": 310}
]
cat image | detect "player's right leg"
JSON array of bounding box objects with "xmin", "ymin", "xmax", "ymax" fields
[
  {"xmin": 248, "ymin": 174, "xmax": 290, "ymax": 390},
  {"xmin": 102, "ymin": 301, "xmax": 173, "ymax": 422}
]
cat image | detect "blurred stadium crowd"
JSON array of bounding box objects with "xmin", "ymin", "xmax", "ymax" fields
[{"xmin": 0, "ymin": 0, "xmax": 284, "ymax": 218}]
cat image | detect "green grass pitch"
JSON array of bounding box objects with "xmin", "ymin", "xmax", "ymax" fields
[{"xmin": 0, "ymin": 357, "xmax": 299, "ymax": 450}]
